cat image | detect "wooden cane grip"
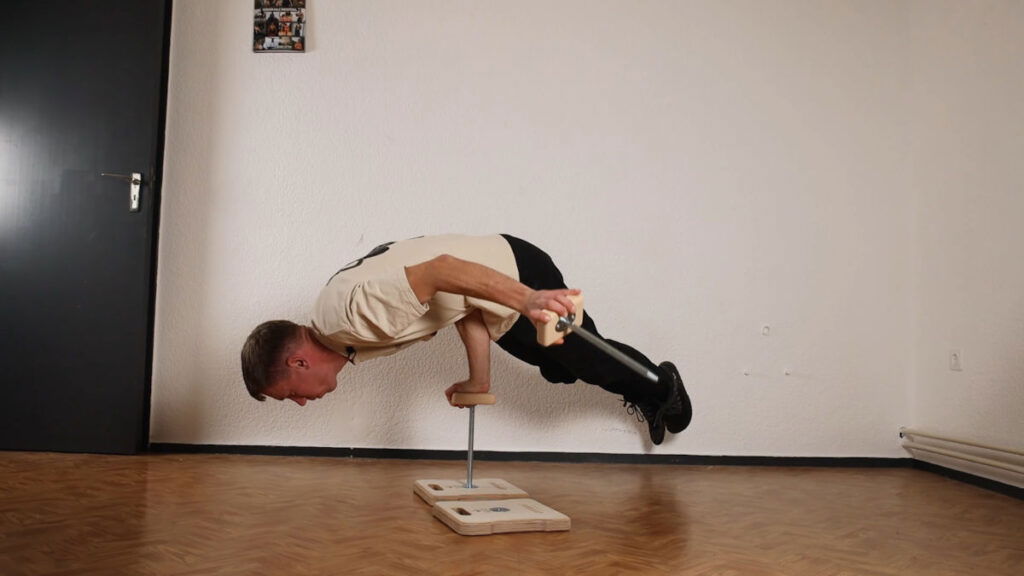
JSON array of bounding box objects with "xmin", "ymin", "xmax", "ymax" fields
[
  {"xmin": 449, "ymin": 393, "xmax": 496, "ymax": 407},
  {"xmin": 535, "ymin": 293, "xmax": 584, "ymax": 347}
]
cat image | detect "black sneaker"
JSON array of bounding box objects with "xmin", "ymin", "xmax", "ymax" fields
[
  {"xmin": 622, "ymin": 397, "xmax": 666, "ymax": 445},
  {"xmin": 659, "ymin": 361, "xmax": 692, "ymax": 433}
]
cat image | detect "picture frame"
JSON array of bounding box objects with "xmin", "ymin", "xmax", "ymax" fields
[{"xmin": 254, "ymin": 0, "xmax": 305, "ymax": 53}]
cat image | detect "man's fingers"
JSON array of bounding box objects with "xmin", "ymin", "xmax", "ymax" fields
[
  {"xmin": 556, "ymin": 294, "xmax": 575, "ymax": 315},
  {"xmin": 531, "ymin": 309, "xmax": 563, "ymax": 324},
  {"xmin": 543, "ymin": 291, "xmax": 575, "ymax": 317},
  {"xmin": 526, "ymin": 288, "xmax": 581, "ymax": 321}
]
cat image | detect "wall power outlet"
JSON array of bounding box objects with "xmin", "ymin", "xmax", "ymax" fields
[{"xmin": 949, "ymin": 350, "xmax": 963, "ymax": 371}]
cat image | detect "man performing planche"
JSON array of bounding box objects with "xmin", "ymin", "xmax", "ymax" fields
[{"xmin": 241, "ymin": 234, "xmax": 691, "ymax": 444}]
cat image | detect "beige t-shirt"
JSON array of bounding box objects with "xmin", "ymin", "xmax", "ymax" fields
[{"xmin": 310, "ymin": 234, "xmax": 520, "ymax": 362}]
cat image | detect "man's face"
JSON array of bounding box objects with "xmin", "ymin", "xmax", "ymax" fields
[{"xmin": 264, "ymin": 371, "xmax": 338, "ymax": 406}]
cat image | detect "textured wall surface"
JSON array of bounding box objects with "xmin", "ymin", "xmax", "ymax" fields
[
  {"xmin": 907, "ymin": 0, "xmax": 1024, "ymax": 451},
  {"xmin": 151, "ymin": 1, "xmax": 1018, "ymax": 457}
]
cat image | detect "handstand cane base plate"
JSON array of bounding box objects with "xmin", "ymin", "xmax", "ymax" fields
[
  {"xmin": 413, "ymin": 478, "xmax": 528, "ymax": 506},
  {"xmin": 433, "ymin": 498, "xmax": 571, "ymax": 536}
]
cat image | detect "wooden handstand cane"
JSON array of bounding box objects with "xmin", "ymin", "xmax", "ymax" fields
[
  {"xmin": 415, "ymin": 392, "xmax": 570, "ymax": 535},
  {"xmin": 412, "ymin": 392, "xmax": 527, "ymax": 505},
  {"xmin": 447, "ymin": 392, "xmax": 495, "ymax": 488}
]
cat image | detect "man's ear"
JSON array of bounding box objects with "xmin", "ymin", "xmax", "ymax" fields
[{"xmin": 285, "ymin": 354, "xmax": 309, "ymax": 369}]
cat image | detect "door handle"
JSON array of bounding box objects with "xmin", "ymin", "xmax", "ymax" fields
[{"xmin": 101, "ymin": 172, "xmax": 143, "ymax": 212}]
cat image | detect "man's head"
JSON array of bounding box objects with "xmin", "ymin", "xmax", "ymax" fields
[{"xmin": 241, "ymin": 320, "xmax": 346, "ymax": 406}]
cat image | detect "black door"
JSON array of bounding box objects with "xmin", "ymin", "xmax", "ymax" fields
[{"xmin": 0, "ymin": 1, "xmax": 169, "ymax": 453}]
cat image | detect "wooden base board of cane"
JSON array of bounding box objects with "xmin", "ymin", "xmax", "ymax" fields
[
  {"xmin": 413, "ymin": 478, "xmax": 529, "ymax": 505},
  {"xmin": 433, "ymin": 498, "xmax": 571, "ymax": 536}
]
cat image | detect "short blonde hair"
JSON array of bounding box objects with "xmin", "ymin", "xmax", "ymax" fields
[{"xmin": 240, "ymin": 320, "xmax": 302, "ymax": 400}]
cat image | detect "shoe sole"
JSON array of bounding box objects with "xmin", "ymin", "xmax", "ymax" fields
[
  {"xmin": 649, "ymin": 420, "xmax": 665, "ymax": 445},
  {"xmin": 659, "ymin": 361, "xmax": 692, "ymax": 433}
]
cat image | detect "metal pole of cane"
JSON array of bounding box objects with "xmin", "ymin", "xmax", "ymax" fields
[
  {"xmin": 465, "ymin": 405, "xmax": 476, "ymax": 488},
  {"xmin": 555, "ymin": 316, "xmax": 661, "ymax": 383}
]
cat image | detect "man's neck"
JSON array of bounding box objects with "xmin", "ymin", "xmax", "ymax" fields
[{"xmin": 303, "ymin": 325, "xmax": 349, "ymax": 374}]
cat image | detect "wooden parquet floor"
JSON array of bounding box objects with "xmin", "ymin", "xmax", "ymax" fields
[{"xmin": 1, "ymin": 452, "xmax": 1022, "ymax": 575}]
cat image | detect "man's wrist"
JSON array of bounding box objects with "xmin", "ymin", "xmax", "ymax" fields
[
  {"xmin": 455, "ymin": 379, "xmax": 490, "ymax": 393},
  {"xmin": 515, "ymin": 286, "xmax": 535, "ymax": 317}
]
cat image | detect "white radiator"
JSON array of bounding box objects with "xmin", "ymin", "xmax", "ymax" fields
[{"xmin": 899, "ymin": 427, "xmax": 1024, "ymax": 489}]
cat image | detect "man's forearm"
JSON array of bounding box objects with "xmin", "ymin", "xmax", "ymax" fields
[{"xmin": 456, "ymin": 309, "xmax": 491, "ymax": 385}]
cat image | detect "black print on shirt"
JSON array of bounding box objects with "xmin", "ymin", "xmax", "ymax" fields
[{"xmin": 327, "ymin": 241, "xmax": 396, "ymax": 284}]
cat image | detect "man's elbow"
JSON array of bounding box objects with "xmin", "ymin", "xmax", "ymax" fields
[
  {"xmin": 432, "ymin": 253, "xmax": 458, "ymax": 267},
  {"xmin": 405, "ymin": 260, "xmax": 435, "ymax": 304}
]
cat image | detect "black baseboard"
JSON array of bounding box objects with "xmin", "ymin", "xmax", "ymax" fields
[
  {"xmin": 148, "ymin": 442, "xmax": 908, "ymax": 467},
  {"xmin": 911, "ymin": 459, "xmax": 1024, "ymax": 501}
]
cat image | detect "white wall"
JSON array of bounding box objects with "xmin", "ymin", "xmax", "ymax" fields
[
  {"xmin": 151, "ymin": 0, "xmax": 1016, "ymax": 458},
  {"xmin": 907, "ymin": 1, "xmax": 1024, "ymax": 462}
]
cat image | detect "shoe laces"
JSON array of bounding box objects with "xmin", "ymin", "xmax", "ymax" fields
[
  {"xmin": 623, "ymin": 399, "xmax": 646, "ymax": 423},
  {"xmin": 623, "ymin": 398, "xmax": 662, "ymax": 425}
]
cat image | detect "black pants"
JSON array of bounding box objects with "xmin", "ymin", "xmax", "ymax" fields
[{"xmin": 497, "ymin": 234, "xmax": 668, "ymax": 402}]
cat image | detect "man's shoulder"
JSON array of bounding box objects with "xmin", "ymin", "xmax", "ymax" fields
[{"xmin": 338, "ymin": 234, "xmax": 507, "ymax": 269}]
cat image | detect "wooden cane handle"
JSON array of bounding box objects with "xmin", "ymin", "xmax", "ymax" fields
[
  {"xmin": 535, "ymin": 293, "xmax": 585, "ymax": 347},
  {"xmin": 450, "ymin": 393, "xmax": 496, "ymax": 407}
]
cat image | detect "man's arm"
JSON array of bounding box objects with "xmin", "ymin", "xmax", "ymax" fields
[
  {"xmin": 445, "ymin": 308, "xmax": 491, "ymax": 406},
  {"xmin": 404, "ymin": 254, "xmax": 579, "ymax": 323}
]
